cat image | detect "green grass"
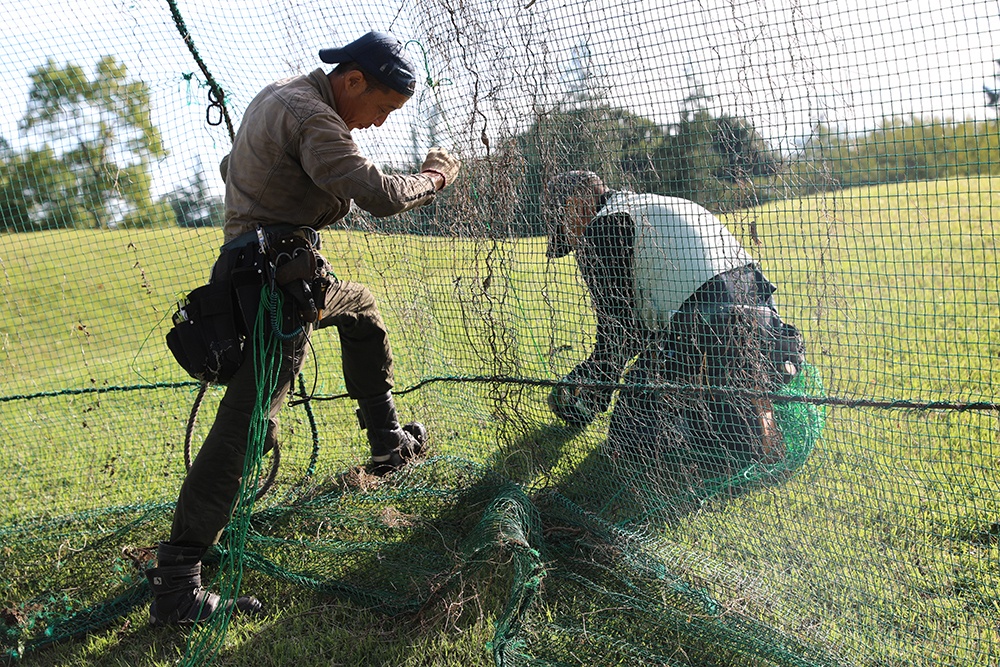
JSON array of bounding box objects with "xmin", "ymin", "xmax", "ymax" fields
[{"xmin": 2, "ymin": 176, "xmax": 999, "ymax": 666}]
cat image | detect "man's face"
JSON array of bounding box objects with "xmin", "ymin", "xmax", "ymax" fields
[
  {"xmin": 561, "ymin": 196, "xmax": 593, "ymax": 246},
  {"xmin": 544, "ymin": 198, "xmax": 588, "ymax": 258},
  {"xmin": 338, "ymin": 74, "xmax": 410, "ymax": 130}
]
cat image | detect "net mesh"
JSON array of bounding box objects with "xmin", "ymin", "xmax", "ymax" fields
[{"xmin": 1, "ymin": 0, "xmax": 998, "ymax": 665}]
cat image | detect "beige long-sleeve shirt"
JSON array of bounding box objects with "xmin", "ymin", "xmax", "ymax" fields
[{"xmin": 221, "ymin": 68, "xmax": 437, "ymax": 242}]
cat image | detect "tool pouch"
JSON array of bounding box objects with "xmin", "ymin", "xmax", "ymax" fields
[
  {"xmin": 165, "ymin": 281, "xmax": 245, "ymax": 384},
  {"xmin": 270, "ymin": 234, "xmax": 332, "ymax": 323}
]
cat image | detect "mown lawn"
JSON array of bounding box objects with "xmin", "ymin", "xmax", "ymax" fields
[{"xmin": 2, "ymin": 177, "xmax": 998, "ymax": 666}]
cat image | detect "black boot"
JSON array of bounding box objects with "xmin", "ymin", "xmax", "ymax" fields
[
  {"xmin": 146, "ymin": 543, "xmax": 263, "ymax": 627},
  {"xmin": 357, "ymin": 392, "xmax": 428, "ymax": 476}
]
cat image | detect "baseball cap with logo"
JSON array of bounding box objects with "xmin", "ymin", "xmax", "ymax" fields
[{"xmin": 319, "ymin": 31, "xmax": 417, "ymax": 97}]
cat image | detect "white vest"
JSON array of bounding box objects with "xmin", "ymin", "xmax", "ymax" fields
[{"xmin": 595, "ymin": 193, "xmax": 754, "ymax": 328}]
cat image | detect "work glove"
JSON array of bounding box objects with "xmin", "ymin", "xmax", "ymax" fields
[
  {"xmin": 548, "ymin": 359, "xmax": 618, "ymax": 427},
  {"xmin": 766, "ymin": 320, "xmax": 806, "ymax": 385},
  {"xmin": 420, "ymin": 147, "xmax": 461, "ymax": 189}
]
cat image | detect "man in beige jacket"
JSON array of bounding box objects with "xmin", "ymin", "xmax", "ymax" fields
[{"xmin": 149, "ymin": 31, "xmax": 460, "ymax": 627}]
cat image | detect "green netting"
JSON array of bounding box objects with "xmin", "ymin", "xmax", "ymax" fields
[{"xmin": 2, "ymin": 0, "xmax": 999, "ymax": 666}]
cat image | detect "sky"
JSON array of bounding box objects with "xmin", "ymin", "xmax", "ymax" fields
[{"xmin": 3, "ymin": 0, "xmax": 998, "ymax": 198}]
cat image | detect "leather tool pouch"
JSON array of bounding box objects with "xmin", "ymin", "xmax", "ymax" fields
[{"xmin": 270, "ymin": 234, "xmax": 332, "ymax": 323}]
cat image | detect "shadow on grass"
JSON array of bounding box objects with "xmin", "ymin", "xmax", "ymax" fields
[{"xmin": 6, "ymin": 399, "xmax": 834, "ymax": 667}]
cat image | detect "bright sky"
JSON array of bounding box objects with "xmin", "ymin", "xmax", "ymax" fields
[{"xmin": 3, "ymin": 0, "xmax": 998, "ymax": 198}]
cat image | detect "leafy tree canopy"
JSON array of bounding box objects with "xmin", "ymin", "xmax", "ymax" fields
[{"xmin": 17, "ymin": 56, "xmax": 167, "ymax": 229}]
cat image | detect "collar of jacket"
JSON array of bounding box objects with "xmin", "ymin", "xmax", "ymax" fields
[{"xmin": 308, "ymin": 68, "xmax": 340, "ymax": 117}]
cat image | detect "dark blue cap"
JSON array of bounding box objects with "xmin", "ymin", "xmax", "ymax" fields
[{"xmin": 319, "ymin": 31, "xmax": 417, "ymax": 97}]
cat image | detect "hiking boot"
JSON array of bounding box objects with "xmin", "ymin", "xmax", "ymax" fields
[
  {"xmin": 146, "ymin": 562, "xmax": 263, "ymax": 626},
  {"xmin": 357, "ymin": 392, "xmax": 428, "ymax": 476},
  {"xmin": 146, "ymin": 543, "xmax": 262, "ymax": 627},
  {"xmin": 366, "ymin": 422, "xmax": 427, "ymax": 476}
]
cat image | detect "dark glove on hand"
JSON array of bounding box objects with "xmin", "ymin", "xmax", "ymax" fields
[
  {"xmin": 767, "ymin": 321, "xmax": 806, "ymax": 385},
  {"xmin": 548, "ymin": 359, "xmax": 618, "ymax": 427}
]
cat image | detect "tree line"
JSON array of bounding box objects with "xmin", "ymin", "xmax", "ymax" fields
[
  {"xmin": 2, "ymin": 56, "xmax": 998, "ymax": 234},
  {"xmin": 0, "ymin": 56, "xmax": 222, "ymax": 232},
  {"xmin": 389, "ymin": 104, "xmax": 1000, "ymax": 237}
]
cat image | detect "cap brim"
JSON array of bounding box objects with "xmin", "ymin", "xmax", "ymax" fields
[{"xmin": 319, "ymin": 47, "xmax": 349, "ymax": 64}]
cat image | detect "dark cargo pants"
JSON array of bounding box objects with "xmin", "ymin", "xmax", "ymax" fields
[
  {"xmin": 169, "ymin": 243, "xmax": 395, "ymax": 548},
  {"xmin": 606, "ymin": 266, "xmax": 802, "ymax": 476}
]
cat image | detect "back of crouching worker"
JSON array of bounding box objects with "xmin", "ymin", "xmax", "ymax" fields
[{"xmin": 543, "ymin": 171, "xmax": 806, "ymax": 486}]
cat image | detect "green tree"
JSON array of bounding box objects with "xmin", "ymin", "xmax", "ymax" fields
[
  {"xmin": 711, "ymin": 115, "xmax": 780, "ymax": 182},
  {"xmin": 166, "ymin": 168, "xmax": 224, "ymax": 228},
  {"xmin": 788, "ymin": 113, "xmax": 1000, "ymax": 196},
  {"xmin": 511, "ymin": 105, "xmax": 674, "ymax": 235},
  {"xmin": 1, "ymin": 144, "xmax": 85, "ymax": 231},
  {"xmin": 654, "ymin": 67, "xmax": 781, "ymax": 211},
  {"xmin": 0, "ymin": 138, "xmax": 30, "ymax": 232},
  {"xmin": 654, "ymin": 111, "xmax": 781, "ymax": 211},
  {"xmin": 19, "ymin": 56, "xmax": 167, "ymax": 229}
]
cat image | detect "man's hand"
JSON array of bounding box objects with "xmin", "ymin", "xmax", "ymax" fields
[
  {"xmin": 548, "ymin": 360, "xmax": 617, "ymax": 427},
  {"xmin": 420, "ymin": 147, "xmax": 461, "ymax": 190}
]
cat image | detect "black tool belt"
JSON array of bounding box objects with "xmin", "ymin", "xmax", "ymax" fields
[
  {"xmin": 221, "ymin": 224, "xmax": 321, "ymax": 253},
  {"xmin": 165, "ymin": 225, "xmax": 332, "ymax": 384},
  {"xmin": 220, "ymin": 225, "xmax": 333, "ymax": 327}
]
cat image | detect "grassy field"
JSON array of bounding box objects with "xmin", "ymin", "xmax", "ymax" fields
[{"xmin": 1, "ymin": 177, "xmax": 999, "ymax": 666}]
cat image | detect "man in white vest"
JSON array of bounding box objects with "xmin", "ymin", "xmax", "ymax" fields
[{"xmin": 543, "ymin": 171, "xmax": 805, "ymax": 477}]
